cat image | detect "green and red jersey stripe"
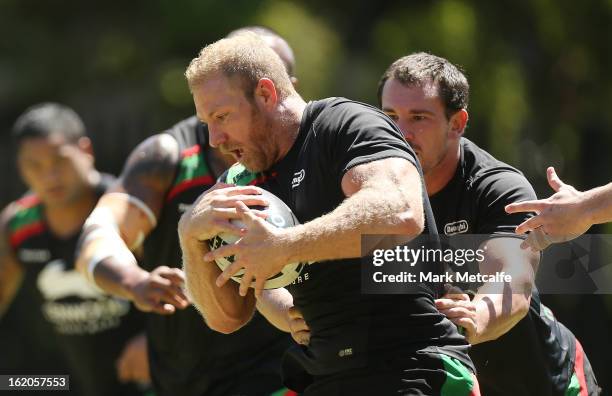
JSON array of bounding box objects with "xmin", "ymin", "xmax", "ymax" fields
[
  {"xmin": 8, "ymin": 195, "xmax": 46, "ymax": 249},
  {"xmin": 166, "ymin": 145, "xmax": 214, "ymax": 202},
  {"xmin": 269, "ymin": 388, "xmax": 298, "ymax": 396},
  {"xmin": 440, "ymin": 354, "xmax": 480, "ymax": 396},
  {"xmin": 573, "ymin": 340, "xmax": 589, "ymax": 396},
  {"xmin": 225, "ymin": 163, "xmax": 277, "ymax": 186}
]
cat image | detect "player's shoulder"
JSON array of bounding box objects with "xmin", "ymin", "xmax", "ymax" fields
[
  {"xmin": 0, "ymin": 193, "xmax": 44, "ymax": 240},
  {"xmin": 162, "ymin": 116, "xmax": 206, "ymax": 143},
  {"xmin": 308, "ymin": 97, "xmax": 397, "ymax": 141},
  {"xmin": 462, "ymin": 138, "xmax": 528, "ymax": 185},
  {"xmin": 315, "ymin": 97, "xmax": 385, "ymax": 122},
  {"xmin": 461, "ymin": 138, "xmax": 535, "ymax": 199}
]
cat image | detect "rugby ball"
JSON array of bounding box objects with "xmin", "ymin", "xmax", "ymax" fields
[{"xmin": 207, "ymin": 189, "xmax": 305, "ymax": 289}]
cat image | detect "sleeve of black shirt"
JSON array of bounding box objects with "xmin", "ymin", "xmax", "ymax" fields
[
  {"xmin": 474, "ymin": 170, "xmax": 537, "ymax": 235},
  {"xmin": 316, "ymin": 101, "xmax": 418, "ymax": 185}
]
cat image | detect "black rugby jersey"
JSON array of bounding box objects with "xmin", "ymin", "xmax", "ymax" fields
[
  {"xmin": 6, "ymin": 175, "xmax": 144, "ymax": 396},
  {"xmin": 142, "ymin": 116, "xmax": 290, "ymax": 396},
  {"xmin": 429, "ymin": 137, "xmax": 585, "ymax": 395},
  {"xmin": 222, "ymin": 98, "xmax": 473, "ymax": 378}
]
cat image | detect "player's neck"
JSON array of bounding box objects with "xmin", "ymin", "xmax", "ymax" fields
[
  {"xmin": 44, "ymin": 172, "xmax": 100, "ymax": 239},
  {"xmin": 424, "ymin": 144, "xmax": 461, "ymax": 196},
  {"xmin": 274, "ymin": 95, "xmax": 307, "ymax": 163}
]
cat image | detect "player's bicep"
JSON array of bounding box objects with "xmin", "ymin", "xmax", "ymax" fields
[
  {"xmin": 341, "ymin": 157, "xmax": 421, "ymax": 198},
  {"xmin": 113, "ymin": 133, "xmax": 179, "ymax": 216}
]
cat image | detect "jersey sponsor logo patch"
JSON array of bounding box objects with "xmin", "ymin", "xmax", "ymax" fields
[
  {"xmin": 292, "ymin": 169, "xmax": 306, "ymax": 188},
  {"xmin": 18, "ymin": 248, "xmax": 51, "ymax": 263},
  {"xmin": 338, "ymin": 347, "xmax": 353, "ymax": 357},
  {"xmin": 444, "ymin": 220, "xmax": 469, "ymax": 235}
]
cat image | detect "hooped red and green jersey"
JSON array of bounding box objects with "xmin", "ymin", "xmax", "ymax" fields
[{"xmin": 141, "ymin": 116, "xmax": 291, "ymax": 396}]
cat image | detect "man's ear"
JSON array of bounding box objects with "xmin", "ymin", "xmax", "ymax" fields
[
  {"xmin": 77, "ymin": 136, "xmax": 94, "ymax": 156},
  {"xmin": 449, "ymin": 109, "xmax": 468, "ymax": 138},
  {"xmin": 77, "ymin": 136, "xmax": 95, "ymax": 166},
  {"xmin": 254, "ymin": 78, "xmax": 278, "ymax": 110}
]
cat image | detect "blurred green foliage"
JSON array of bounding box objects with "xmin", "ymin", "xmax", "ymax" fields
[{"xmin": 1, "ymin": 0, "xmax": 610, "ymax": 203}]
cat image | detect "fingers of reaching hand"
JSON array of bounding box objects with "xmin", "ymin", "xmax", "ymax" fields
[
  {"xmin": 505, "ymin": 200, "xmax": 546, "ymax": 215},
  {"xmin": 144, "ymin": 267, "xmax": 190, "ymax": 311},
  {"xmin": 515, "ymin": 215, "xmax": 545, "ymax": 235},
  {"xmin": 521, "ymin": 227, "xmax": 553, "ymax": 252},
  {"xmin": 546, "ymin": 166, "xmax": 566, "ymax": 192}
]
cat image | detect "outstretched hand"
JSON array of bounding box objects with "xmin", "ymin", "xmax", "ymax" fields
[{"xmin": 505, "ymin": 167, "xmax": 592, "ymax": 251}]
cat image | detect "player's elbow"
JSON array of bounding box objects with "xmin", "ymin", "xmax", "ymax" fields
[
  {"xmin": 396, "ymin": 207, "xmax": 425, "ymax": 236},
  {"xmin": 205, "ymin": 314, "xmax": 249, "ymax": 334}
]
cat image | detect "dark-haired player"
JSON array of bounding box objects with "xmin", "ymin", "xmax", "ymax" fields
[
  {"xmin": 378, "ymin": 52, "xmax": 600, "ymax": 395},
  {"xmin": 0, "ymin": 103, "xmax": 149, "ymax": 396},
  {"xmin": 75, "ymin": 28, "xmax": 298, "ymax": 396},
  {"xmin": 179, "ymin": 34, "xmax": 479, "ymax": 395}
]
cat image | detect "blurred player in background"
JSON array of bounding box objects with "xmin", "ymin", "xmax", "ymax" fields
[
  {"xmin": 0, "ymin": 103, "xmax": 149, "ymax": 396},
  {"xmin": 377, "ymin": 53, "xmax": 600, "ymax": 395},
  {"xmin": 506, "ymin": 167, "xmax": 612, "ymax": 250},
  {"xmin": 75, "ymin": 27, "xmax": 297, "ymax": 396}
]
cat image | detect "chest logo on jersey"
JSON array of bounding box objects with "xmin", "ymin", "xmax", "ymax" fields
[
  {"xmin": 292, "ymin": 169, "xmax": 306, "ymax": 188},
  {"xmin": 444, "ymin": 220, "xmax": 469, "ymax": 235},
  {"xmin": 18, "ymin": 248, "xmax": 51, "ymax": 263},
  {"xmin": 37, "ymin": 260, "xmax": 105, "ymax": 300}
]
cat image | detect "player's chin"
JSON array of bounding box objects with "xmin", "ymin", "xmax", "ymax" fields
[{"xmin": 240, "ymin": 155, "xmax": 267, "ymax": 173}]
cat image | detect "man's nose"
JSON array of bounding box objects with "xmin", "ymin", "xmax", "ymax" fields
[
  {"xmin": 208, "ymin": 127, "xmax": 227, "ymax": 148},
  {"xmin": 399, "ymin": 123, "xmax": 415, "ymax": 143}
]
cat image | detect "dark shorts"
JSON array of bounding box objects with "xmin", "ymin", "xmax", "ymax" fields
[{"xmin": 293, "ymin": 352, "xmax": 479, "ymax": 396}]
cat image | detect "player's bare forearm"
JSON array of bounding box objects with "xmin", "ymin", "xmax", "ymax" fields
[
  {"xmin": 255, "ymin": 288, "xmax": 293, "ymax": 332},
  {"xmin": 180, "ymin": 234, "xmax": 255, "ymax": 333},
  {"xmin": 285, "ymin": 157, "xmax": 424, "ymax": 264},
  {"xmin": 79, "ymin": 238, "xmax": 146, "ymax": 301},
  {"xmin": 470, "ymin": 237, "xmax": 538, "ymax": 344},
  {"xmin": 583, "ymin": 182, "xmax": 612, "ymax": 225},
  {"xmin": 76, "ymin": 133, "xmax": 178, "ymax": 290}
]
